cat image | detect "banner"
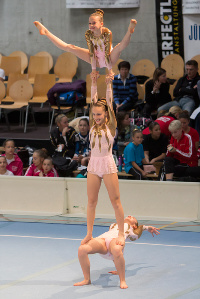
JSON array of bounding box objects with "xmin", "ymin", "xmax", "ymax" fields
[
  {"xmin": 182, "ymin": 0, "xmax": 200, "ymax": 14},
  {"xmin": 183, "ymin": 15, "xmax": 200, "ymax": 62},
  {"xmin": 156, "ymin": 0, "xmax": 184, "ymax": 65},
  {"xmin": 66, "ymin": 0, "xmax": 140, "ymax": 8}
]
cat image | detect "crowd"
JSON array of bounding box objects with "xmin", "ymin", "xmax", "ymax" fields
[{"xmin": 1, "ymin": 58, "xmax": 200, "ymax": 182}]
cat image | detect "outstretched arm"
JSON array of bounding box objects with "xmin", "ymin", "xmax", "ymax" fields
[{"xmin": 145, "ymin": 226, "xmax": 160, "ymax": 237}]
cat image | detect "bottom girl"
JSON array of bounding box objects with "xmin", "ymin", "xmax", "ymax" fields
[{"xmin": 74, "ymin": 215, "xmax": 159, "ymax": 289}]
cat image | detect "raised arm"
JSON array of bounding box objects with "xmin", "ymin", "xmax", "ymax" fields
[{"xmin": 106, "ymin": 82, "xmax": 117, "ymax": 137}]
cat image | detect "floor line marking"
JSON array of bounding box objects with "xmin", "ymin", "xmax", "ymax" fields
[
  {"xmin": 158, "ymin": 221, "xmax": 178, "ymax": 229},
  {"xmin": 165, "ymin": 282, "xmax": 200, "ymax": 299},
  {"xmin": 0, "ymin": 258, "xmax": 78, "ymax": 291},
  {"xmin": 1, "ymin": 234, "xmax": 200, "ymax": 249}
]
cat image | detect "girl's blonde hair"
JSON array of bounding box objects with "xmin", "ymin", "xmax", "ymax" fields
[
  {"xmin": 168, "ymin": 106, "xmax": 182, "ymax": 116},
  {"xmin": 168, "ymin": 120, "xmax": 182, "ymax": 132},
  {"xmin": 55, "ymin": 114, "xmax": 67, "ymax": 125},
  {"xmin": 34, "ymin": 148, "xmax": 48, "ymax": 159},
  {"xmin": 90, "ymin": 9, "xmax": 104, "ymax": 22},
  {"xmin": 93, "ymin": 98, "xmax": 108, "ymax": 112}
]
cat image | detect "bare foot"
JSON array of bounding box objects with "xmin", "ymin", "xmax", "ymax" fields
[
  {"xmin": 108, "ymin": 270, "xmax": 118, "ymax": 275},
  {"xmin": 116, "ymin": 234, "xmax": 125, "ymax": 246},
  {"xmin": 74, "ymin": 279, "xmax": 91, "ymax": 286},
  {"xmin": 120, "ymin": 281, "xmax": 128, "ymax": 289},
  {"xmin": 34, "ymin": 21, "xmax": 48, "ymax": 35},
  {"xmin": 129, "ymin": 19, "xmax": 137, "ymax": 34},
  {"xmin": 81, "ymin": 234, "xmax": 93, "ymax": 245}
]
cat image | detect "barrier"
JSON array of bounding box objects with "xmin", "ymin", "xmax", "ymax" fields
[{"xmin": 0, "ymin": 176, "xmax": 200, "ymax": 221}]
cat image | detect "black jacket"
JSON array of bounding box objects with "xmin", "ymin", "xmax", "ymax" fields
[
  {"xmin": 50, "ymin": 126, "xmax": 76, "ymax": 158},
  {"xmin": 145, "ymin": 80, "xmax": 171, "ymax": 106},
  {"xmin": 173, "ymin": 73, "xmax": 200, "ymax": 107}
]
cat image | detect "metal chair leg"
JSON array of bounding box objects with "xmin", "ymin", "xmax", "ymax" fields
[
  {"xmin": 24, "ymin": 105, "xmax": 29, "ymax": 133},
  {"xmin": 49, "ymin": 108, "xmax": 55, "ymax": 132},
  {"xmin": 4, "ymin": 110, "xmax": 10, "ymax": 130}
]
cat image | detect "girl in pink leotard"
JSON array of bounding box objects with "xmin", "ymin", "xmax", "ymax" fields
[
  {"xmin": 34, "ymin": 9, "xmax": 137, "ymax": 78},
  {"xmin": 80, "ymin": 74, "xmax": 125, "ymax": 246}
]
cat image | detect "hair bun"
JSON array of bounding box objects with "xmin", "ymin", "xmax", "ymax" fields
[{"xmin": 95, "ymin": 9, "xmax": 104, "ymax": 16}]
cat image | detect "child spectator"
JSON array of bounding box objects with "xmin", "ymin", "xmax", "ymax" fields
[
  {"xmin": 25, "ymin": 149, "xmax": 47, "ymax": 176},
  {"xmin": 73, "ymin": 118, "xmax": 90, "ymax": 166},
  {"xmin": 143, "ymin": 122, "xmax": 168, "ymax": 164},
  {"xmin": 39, "ymin": 157, "xmax": 59, "ymax": 177},
  {"xmin": 50, "ymin": 114, "xmax": 76, "ymax": 158},
  {"xmin": 164, "ymin": 120, "xmax": 200, "ymax": 181},
  {"xmin": 179, "ymin": 110, "xmax": 199, "ymax": 151},
  {"xmin": 143, "ymin": 106, "xmax": 182, "ymax": 137},
  {"xmin": 2, "ymin": 139, "xmax": 23, "ymax": 176},
  {"xmin": 0, "ymin": 156, "xmax": 14, "ymax": 176},
  {"xmin": 124, "ymin": 129, "xmax": 148, "ymax": 180},
  {"xmin": 116, "ymin": 111, "xmax": 134, "ymax": 155}
]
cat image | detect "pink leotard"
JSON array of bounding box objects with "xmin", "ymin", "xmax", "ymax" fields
[
  {"xmin": 98, "ymin": 223, "xmax": 149, "ymax": 260},
  {"xmin": 87, "ymin": 86, "xmax": 117, "ymax": 178}
]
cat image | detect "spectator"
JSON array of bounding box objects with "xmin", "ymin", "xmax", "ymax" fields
[
  {"xmin": 143, "ymin": 122, "xmax": 168, "ymax": 164},
  {"xmin": 0, "ymin": 68, "xmax": 5, "ymax": 82},
  {"xmin": 158, "ymin": 60, "xmax": 200, "ymax": 115},
  {"xmin": 143, "ymin": 106, "xmax": 182, "ymax": 137},
  {"xmin": 0, "ymin": 156, "xmax": 14, "ymax": 176},
  {"xmin": 116, "ymin": 111, "xmax": 134, "ymax": 155},
  {"xmin": 113, "ymin": 61, "xmax": 138, "ymax": 113},
  {"xmin": 190, "ymin": 80, "xmax": 200, "ymax": 135},
  {"xmin": 2, "ymin": 139, "xmax": 23, "ymax": 176},
  {"xmin": 50, "ymin": 114, "xmax": 76, "ymax": 158},
  {"xmin": 124, "ymin": 129, "xmax": 148, "ymax": 180},
  {"xmin": 143, "ymin": 67, "xmax": 171, "ymax": 118},
  {"xmin": 164, "ymin": 120, "xmax": 200, "ymax": 181},
  {"xmin": 179, "ymin": 110, "xmax": 199, "ymax": 151},
  {"xmin": 39, "ymin": 157, "xmax": 59, "ymax": 177},
  {"xmin": 25, "ymin": 149, "xmax": 47, "ymax": 176},
  {"xmin": 73, "ymin": 118, "xmax": 90, "ymax": 166}
]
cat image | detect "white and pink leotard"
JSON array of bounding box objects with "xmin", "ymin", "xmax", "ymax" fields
[{"xmin": 87, "ymin": 85, "xmax": 117, "ymax": 178}]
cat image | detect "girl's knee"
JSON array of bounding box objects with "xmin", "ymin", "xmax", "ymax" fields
[
  {"xmin": 111, "ymin": 245, "xmax": 123, "ymax": 258},
  {"xmin": 78, "ymin": 245, "xmax": 89, "ymax": 256}
]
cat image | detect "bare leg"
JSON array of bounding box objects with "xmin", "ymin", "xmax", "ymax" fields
[
  {"xmin": 110, "ymin": 19, "xmax": 137, "ymax": 66},
  {"xmin": 103, "ymin": 173, "xmax": 125, "ymax": 246},
  {"xmin": 74, "ymin": 238, "xmax": 108, "ymax": 286},
  {"xmin": 81, "ymin": 172, "xmax": 102, "ymax": 245},
  {"xmin": 34, "ymin": 21, "xmax": 91, "ymax": 64},
  {"xmin": 109, "ymin": 239, "xmax": 128, "ymax": 289}
]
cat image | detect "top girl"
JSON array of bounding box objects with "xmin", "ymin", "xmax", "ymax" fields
[{"xmin": 34, "ymin": 9, "xmax": 137, "ymax": 79}]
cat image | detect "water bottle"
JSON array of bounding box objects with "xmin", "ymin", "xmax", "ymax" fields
[{"xmin": 118, "ymin": 155, "xmax": 122, "ymax": 172}]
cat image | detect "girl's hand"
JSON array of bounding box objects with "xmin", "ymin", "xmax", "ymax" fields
[
  {"xmin": 150, "ymin": 158, "xmax": 156, "ymax": 164},
  {"xmin": 148, "ymin": 226, "xmax": 160, "ymax": 237},
  {"xmin": 39, "ymin": 171, "xmax": 43, "ymax": 177},
  {"xmin": 62, "ymin": 127, "xmax": 70, "ymax": 136},
  {"xmin": 141, "ymin": 170, "xmax": 147, "ymax": 177},
  {"xmin": 167, "ymin": 145, "xmax": 176, "ymax": 153},
  {"xmin": 153, "ymin": 80, "xmax": 161, "ymax": 93}
]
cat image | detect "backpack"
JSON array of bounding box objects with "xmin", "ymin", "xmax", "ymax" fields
[{"xmin": 58, "ymin": 91, "xmax": 86, "ymax": 107}]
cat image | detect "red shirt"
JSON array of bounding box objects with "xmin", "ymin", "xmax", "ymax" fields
[
  {"xmin": 42, "ymin": 169, "xmax": 59, "ymax": 177},
  {"xmin": 2, "ymin": 153, "xmax": 23, "ymax": 176},
  {"xmin": 167, "ymin": 132, "xmax": 197, "ymax": 166},
  {"xmin": 143, "ymin": 116, "xmax": 175, "ymax": 137}
]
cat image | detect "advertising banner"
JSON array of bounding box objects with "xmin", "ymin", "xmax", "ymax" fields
[
  {"xmin": 183, "ymin": 15, "xmax": 200, "ymax": 62},
  {"xmin": 182, "ymin": 0, "xmax": 200, "ymax": 14},
  {"xmin": 66, "ymin": 0, "xmax": 140, "ymax": 8},
  {"xmin": 156, "ymin": 0, "xmax": 184, "ymax": 65}
]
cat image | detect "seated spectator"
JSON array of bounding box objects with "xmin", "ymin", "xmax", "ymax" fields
[
  {"xmin": 0, "ymin": 156, "xmax": 14, "ymax": 176},
  {"xmin": 164, "ymin": 120, "xmax": 200, "ymax": 181},
  {"xmin": 0, "ymin": 68, "xmax": 5, "ymax": 82},
  {"xmin": 39, "ymin": 157, "xmax": 59, "ymax": 177},
  {"xmin": 190, "ymin": 80, "xmax": 200, "ymax": 135},
  {"xmin": 142, "ymin": 68, "xmax": 171, "ymax": 118},
  {"xmin": 179, "ymin": 110, "xmax": 199, "ymax": 152},
  {"xmin": 25, "ymin": 149, "xmax": 47, "ymax": 176},
  {"xmin": 124, "ymin": 129, "xmax": 148, "ymax": 180},
  {"xmin": 50, "ymin": 114, "xmax": 76, "ymax": 158},
  {"xmin": 143, "ymin": 122, "xmax": 168, "ymax": 164},
  {"xmin": 158, "ymin": 60, "xmax": 200, "ymax": 115},
  {"xmin": 113, "ymin": 61, "xmax": 138, "ymax": 113},
  {"xmin": 2, "ymin": 139, "xmax": 23, "ymax": 176},
  {"xmin": 116, "ymin": 111, "xmax": 134, "ymax": 155},
  {"xmin": 143, "ymin": 106, "xmax": 182, "ymax": 137},
  {"xmin": 73, "ymin": 118, "xmax": 90, "ymax": 166}
]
